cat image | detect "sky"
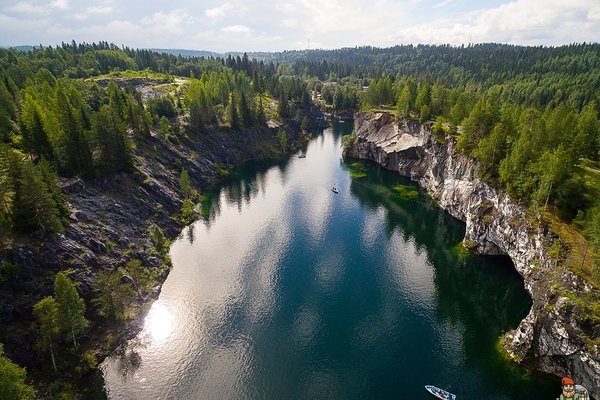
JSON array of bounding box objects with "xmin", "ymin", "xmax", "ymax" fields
[{"xmin": 1, "ymin": 0, "xmax": 599, "ymax": 52}]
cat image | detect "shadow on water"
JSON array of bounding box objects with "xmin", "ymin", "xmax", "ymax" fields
[{"xmin": 345, "ymin": 159, "xmax": 557, "ymax": 399}]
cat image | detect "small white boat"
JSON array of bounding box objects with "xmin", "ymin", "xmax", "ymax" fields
[
  {"xmin": 298, "ymin": 154, "xmax": 306, "ymax": 158},
  {"xmin": 425, "ymin": 385, "xmax": 456, "ymax": 400},
  {"xmin": 331, "ymin": 187, "xmax": 339, "ymax": 194}
]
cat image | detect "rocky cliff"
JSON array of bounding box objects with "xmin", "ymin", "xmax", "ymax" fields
[
  {"xmin": 0, "ymin": 121, "xmax": 306, "ymax": 371},
  {"xmin": 346, "ymin": 112, "xmax": 600, "ymax": 397}
]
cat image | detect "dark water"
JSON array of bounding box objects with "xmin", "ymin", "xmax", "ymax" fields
[{"xmin": 101, "ymin": 122, "xmax": 558, "ymax": 399}]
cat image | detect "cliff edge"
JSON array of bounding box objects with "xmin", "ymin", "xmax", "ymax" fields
[{"xmin": 346, "ymin": 111, "xmax": 599, "ymax": 397}]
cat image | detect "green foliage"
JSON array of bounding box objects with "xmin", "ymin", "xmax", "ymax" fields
[
  {"xmin": 93, "ymin": 270, "xmax": 134, "ymax": 321},
  {"xmin": 54, "ymin": 272, "xmax": 89, "ymax": 347},
  {"xmin": 93, "ymin": 105, "xmax": 133, "ymax": 174},
  {"xmin": 181, "ymin": 198, "xmax": 197, "ymax": 223},
  {"xmin": 33, "ymin": 296, "xmax": 60, "ymax": 372},
  {"xmin": 362, "ymin": 77, "xmax": 394, "ymax": 108},
  {"xmin": 277, "ymin": 88, "xmax": 289, "ymax": 120},
  {"xmin": 13, "ymin": 158, "xmax": 64, "ymax": 234},
  {"xmin": 227, "ymin": 92, "xmax": 240, "ymax": 129},
  {"xmin": 159, "ymin": 116, "xmax": 172, "ymax": 138},
  {"xmin": 147, "ymin": 95, "xmax": 177, "ymax": 120},
  {"xmin": 239, "ymin": 92, "xmax": 254, "ymax": 128},
  {"xmin": 125, "ymin": 259, "xmax": 154, "ymax": 296},
  {"xmin": 55, "ymin": 82, "xmax": 94, "ymax": 177},
  {"xmin": 341, "ymin": 131, "xmax": 357, "ymax": 151},
  {"xmin": 0, "ymin": 262, "xmax": 20, "ymax": 283},
  {"xmin": 396, "ymin": 86, "xmax": 413, "ymax": 117},
  {"xmin": 150, "ymin": 225, "xmax": 168, "ymax": 255},
  {"xmin": 277, "ymin": 129, "xmax": 287, "ymax": 150},
  {"xmin": 457, "ymin": 98, "xmax": 497, "ymax": 155},
  {"xmin": 179, "ymin": 168, "xmax": 192, "ymax": 198},
  {"xmin": 0, "ymin": 343, "xmax": 36, "ymax": 400}
]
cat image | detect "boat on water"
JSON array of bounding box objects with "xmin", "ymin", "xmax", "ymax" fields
[
  {"xmin": 425, "ymin": 385, "xmax": 456, "ymax": 400},
  {"xmin": 331, "ymin": 187, "xmax": 339, "ymax": 193},
  {"xmin": 298, "ymin": 154, "xmax": 306, "ymax": 158}
]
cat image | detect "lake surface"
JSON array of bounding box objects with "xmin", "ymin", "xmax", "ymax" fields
[{"xmin": 101, "ymin": 122, "xmax": 557, "ymax": 399}]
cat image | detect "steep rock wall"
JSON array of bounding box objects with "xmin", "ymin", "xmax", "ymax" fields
[{"xmin": 347, "ymin": 112, "xmax": 599, "ymax": 397}]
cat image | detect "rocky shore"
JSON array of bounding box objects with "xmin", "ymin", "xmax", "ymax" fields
[
  {"xmin": 0, "ymin": 121, "xmax": 307, "ymax": 374},
  {"xmin": 345, "ymin": 111, "xmax": 600, "ymax": 397}
]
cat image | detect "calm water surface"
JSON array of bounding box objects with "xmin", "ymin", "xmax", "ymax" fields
[{"xmin": 101, "ymin": 123, "xmax": 557, "ymax": 399}]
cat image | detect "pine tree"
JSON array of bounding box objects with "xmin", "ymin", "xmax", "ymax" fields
[
  {"xmin": 277, "ymin": 88, "xmax": 289, "ymax": 119},
  {"xmin": 20, "ymin": 100, "xmax": 54, "ymax": 162},
  {"xmin": 396, "ymin": 86, "xmax": 412, "ymax": 117},
  {"xmin": 228, "ymin": 93, "xmax": 240, "ymax": 130},
  {"xmin": 33, "ymin": 296, "xmax": 60, "ymax": 372},
  {"xmin": 93, "ymin": 271, "xmax": 134, "ymax": 321},
  {"xmin": 255, "ymin": 95, "xmax": 267, "ymax": 126},
  {"xmin": 93, "ymin": 105, "xmax": 133, "ymax": 174},
  {"xmin": 54, "ymin": 272, "xmax": 89, "ymax": 348},
  {"xmin": 239, "ymin": 92, "xmax": 253, "ymax": 128},
  {"xmin": 55, "ymin": 83, "xmax": 93, "ymax": 177},
  {"xmin": 37, "ymin": 158, "xmax": 67, "ymax": 219},
  {"xmin": 179, "ymin": 168, "xmax": 192, "ymax": 198},
  {"xmin": 13, "ymin": 160, "xmax": 63, "ymax": 234},
  {"xmin": 188, "ymin": 98, "xmax": 203, "ymax": 134},
  {"xmin": 0, "ymin": 79, "xmax": 17, "ymax": 143}
]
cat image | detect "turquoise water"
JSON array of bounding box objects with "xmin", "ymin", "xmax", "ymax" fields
[{"xmin": 101, "ymin": 122, "xmax": 557, "ymax": 399}]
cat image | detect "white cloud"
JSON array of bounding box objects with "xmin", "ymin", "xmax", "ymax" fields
[
  {"xmin": 386, "ymin": 0, "xmax": 600, "ymax": 46},
  {"xmin": 433, "ymin": 0, "xmax": 457, "ymax": 9},
  {"xmin": 49, "ymin": 0, "xmax": 67, "ymax": 9},
  {"xmin": 6, "ymin": 2, "xmax": 46, "ymax": 13},
  {"xmin": 222, "ymin": 24, "xmax": 252, "ymax": 33},
  {"xmin": 0, "ymin": 0, "xmax": 599, "ymax": 51},
  {"xmin": 74, "ymin": 5, "xmax": 112, "ymax": 20},
  {"xmin": 205, "ymin": 3, "xmax": 233, "ymax": 19}
]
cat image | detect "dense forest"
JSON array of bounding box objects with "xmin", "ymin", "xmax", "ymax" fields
[
  {"xmin": 273, "ymin": 44, "xmax": 600, "ymax": 286},
  {"xmin": 0, "ymin": 41, "xmax": 599, "ymax": 397}
]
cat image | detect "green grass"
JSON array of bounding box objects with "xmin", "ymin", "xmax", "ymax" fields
[{"xmin": 93, "ymin": 69, "xmax": 175, "ymax": 82}]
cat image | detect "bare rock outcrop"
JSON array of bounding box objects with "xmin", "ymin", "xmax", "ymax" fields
[{"xmin": 347, "ymin": 111, "xmax": 599, "ymax": 397}]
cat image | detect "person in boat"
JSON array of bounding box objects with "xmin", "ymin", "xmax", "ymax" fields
[{"xmin": 558, "ymin": 377, "xmax": 579, "ymax": 400}]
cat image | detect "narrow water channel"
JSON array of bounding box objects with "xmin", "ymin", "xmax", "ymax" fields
[{"xmin": 101, "ymin": 122, "xmax": 556, "ymax": 399}]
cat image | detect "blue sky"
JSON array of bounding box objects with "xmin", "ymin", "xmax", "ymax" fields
[{"xmin": 1, "ymin": 0, "xmax": 599, "ymax": 52}]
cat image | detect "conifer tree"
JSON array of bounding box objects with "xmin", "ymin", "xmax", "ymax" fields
[
  {"xmin": 55, "ymin": 83, "xmax": 93, "ymax": 177},
  {"xmin": 239, "ymin": 92, "xmax": 253, "ymax": 128},
  {"xmin": 0, "ymin": 79, "xmax": 16, "ymax": 143},
  {"xmin": 396, "ymin": 86, "xmax": 412, "ymax": 117},
  {"xmin": 93, "ymin": 271, "xmax": 134, "ymax": 321},
  {"xmin": 13, "ymin": 160, "xmax": 62, "ymax": 234},
  {"xmin": 93, "ymin": 105, "xmax": 133, "ymax": 174},
  {"xmin": 54, "ymin": 272, "xmax": 89, "ymax": 347},
  {"xmin": 255, "ymin": 95, "xmax": 267, "ymax": 126},
  {"xmin": 277, "ymin": 88, "xmax": 289, "ymax": 119},
  {"xmin": 179, "ymin": 168, "xmax": 192, "ymax": 199},
  {"xmin": 228, "ymin": 92, "xmax": 240, "ymax": 130},
  {"xmin": 20, "ymin": 98, "xmax": 54, "ymax": 162},
  {"xmin": 188, "ymin": 98, "xmax": 203, "ymax": 134}
]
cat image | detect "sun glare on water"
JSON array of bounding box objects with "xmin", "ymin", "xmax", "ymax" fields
[{"xmin": 144, "ymin": 302, "xmax": 174, "ymax": 343}]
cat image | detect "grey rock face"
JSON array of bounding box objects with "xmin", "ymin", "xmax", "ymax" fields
[{"xmin": 348, "ymin": 112, "xmax": 599, "ymax": 397}]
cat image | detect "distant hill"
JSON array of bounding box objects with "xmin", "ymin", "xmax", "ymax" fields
[
  {"xmin": 151, "ymin": 48, "xmax": 276, "ymax": 61},
  {"xmin": 151, "ymin": 48, "xmax": 222, "ymax": 58},
  {"xmin": 1, "ymin": 45, "xmax": 36, "ymax": 52}
]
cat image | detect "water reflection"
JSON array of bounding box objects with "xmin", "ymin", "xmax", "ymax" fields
[
  {"xmin": 144, "ymin": 302, "xmax": 174, "ymax": 343},
  {"xmin": 102, "ymin": 123, "xmax": 556, "ymax": 400}
]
